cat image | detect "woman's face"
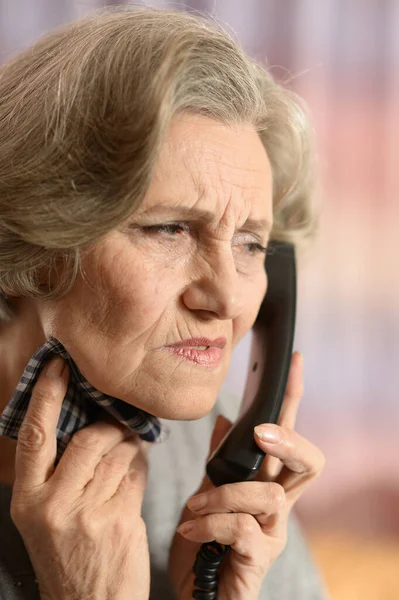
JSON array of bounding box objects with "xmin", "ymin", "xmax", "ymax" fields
[{"xmin": 40, "ymin": 114, "xmax": 273, "ymax": 420}]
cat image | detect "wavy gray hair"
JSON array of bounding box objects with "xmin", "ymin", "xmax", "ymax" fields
[{"xmin": 0, "ymin": 6, "xmax": 317, "ymax": 322}]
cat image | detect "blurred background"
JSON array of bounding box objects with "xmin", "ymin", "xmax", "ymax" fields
[{"xmin": 1, "ymin": 1, "xmax": 398, "ymax": 598}]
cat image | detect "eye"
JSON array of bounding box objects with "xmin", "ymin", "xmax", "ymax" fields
[
  {"xmin": 142, "ymin": 222, "xmax": 189, "ymax": 236},
  {"xmin": 244, "ymin": 243, "xmax": 268, "ymax": 256}
]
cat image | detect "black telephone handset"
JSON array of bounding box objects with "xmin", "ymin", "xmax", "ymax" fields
[{"xmin": 192, "ymin": 241, "xmax": 297, "ymax": 599}]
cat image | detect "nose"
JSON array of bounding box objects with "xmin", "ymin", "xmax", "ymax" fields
[{"xmin": 182, "ymin": 244, "xmax": 244, "ymax": 320}]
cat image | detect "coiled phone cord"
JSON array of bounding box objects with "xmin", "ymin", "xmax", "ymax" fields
[{"xmin": 192, "ymin": 540, "xmax": 231, "ymax": 599}]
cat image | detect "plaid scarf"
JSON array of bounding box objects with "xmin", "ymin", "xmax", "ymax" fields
[{"xmin": 0, "ymin": 338, "xmax": 169, "ymax": 462}]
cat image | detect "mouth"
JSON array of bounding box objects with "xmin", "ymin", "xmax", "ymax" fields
[
  {"xmin": 165, "ymin": 345, "xmax": 223, "ymax": 367},
  {"xmin": 166, "ymin": 337, "xmax": 227, "ymax": 349},
  {"xmin": 164, "ymin": 337, "xmax": 226, "ymax": 367}
]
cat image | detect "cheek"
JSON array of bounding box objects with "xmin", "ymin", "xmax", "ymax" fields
[
  {"xmin": 86, "ymin": 264, "xmax": 179, "ymax": 340},
  {"xmin": 88, "ymin": 280, "xmax": 156, "ymax": 339},
  {"xmin": 234, "ymin": 274, "xmax": 267, "ymax": 341},
  {"xmin": 248, "ymin": 270, "xmax": 267, "ymax": 320},
  {"xmin": 47, "ymin": 265, "xmax": 136, "ymax": 339}
]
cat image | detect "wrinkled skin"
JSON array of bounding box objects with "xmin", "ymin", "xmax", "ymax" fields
[{"xmin": 1, "ymin": 114, "xmax": 324, "ymax": 600}]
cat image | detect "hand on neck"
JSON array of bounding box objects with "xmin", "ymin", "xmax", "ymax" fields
[{"xmin": 0, "ymin": 296, "xmax": 46, "ymax": 486}]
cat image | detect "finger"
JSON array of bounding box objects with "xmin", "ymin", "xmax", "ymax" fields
[
  {"xmin": 261, "ymin": 351, "xmax": 304, "ymax": 479},
  {"xmin": 14, "ymin": 357, "xmax": 69, "ymax": 491},
  {"xmin": 177, "ymin": 512, "xmax": 265, "ymax": 558},
  {"xmin": 186, "ymin": 481, "xmax": 286, "ymax": 527},
  {"xmin": 277, "ymin": 351, "xmax": 304, "ymax": 430},
  {"xmin": 81, "ymin": 434, "xmax": 146, "ymax": 504},
  {"xmin": 108, "ymin": 437, "xmax": 149, "ymax": 514},
  {"xmin": 254, "ymin": 425, "xmax": 325, "ymax": 506},
  {"xmin": 53, "ymin": 418, "xmax": 137, "ymax": 492}
]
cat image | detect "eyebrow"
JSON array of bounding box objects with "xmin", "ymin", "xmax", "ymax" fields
[{"xmin": 138, "ymin": 205, "xmax": 272, "ymax": 235}]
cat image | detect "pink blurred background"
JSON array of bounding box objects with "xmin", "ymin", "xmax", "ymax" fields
[{"xmin": 1, "ymin": 1, "xmax": 398, "ymax": 596}]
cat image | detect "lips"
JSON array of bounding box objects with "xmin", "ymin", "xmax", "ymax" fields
[
  {"xmin": 165, "ymin": 337, "xmax": 226, "ymax": 367},
  {"xmin": 167, "ymin": 337, "xmax": 227, "ymax": 349}
]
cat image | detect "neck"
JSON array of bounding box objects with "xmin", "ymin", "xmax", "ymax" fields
[{"xmin": 0, "ymin": 298, "xmax": 46, "ymax": 487}]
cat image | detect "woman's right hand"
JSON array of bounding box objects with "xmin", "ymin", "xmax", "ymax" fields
[{"xmin": 10, "ymin": 356, "xmax": 150, "ymax": 600}]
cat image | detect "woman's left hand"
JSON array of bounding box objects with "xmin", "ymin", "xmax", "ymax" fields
[{"xmin": 168, "ymin": 351, "xmax": 325, "ymax": 600}]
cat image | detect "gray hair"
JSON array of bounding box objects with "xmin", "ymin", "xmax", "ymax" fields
[{"xmin": 0, "ymin": 6, "xmax": 317, "ymax": 322}]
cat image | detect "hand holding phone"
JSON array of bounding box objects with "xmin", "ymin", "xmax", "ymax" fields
[
  {"xmin": 168, "ymin": 242, "xmax": 325, "ymax": 600},
  {"xmin": 169, "ymin": 349, "xmax": 326, "ymax": 600}
]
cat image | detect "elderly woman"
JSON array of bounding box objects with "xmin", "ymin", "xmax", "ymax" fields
[{"xmin": 0, "ymin": 7, "xmax": 327, "ymax": 600}]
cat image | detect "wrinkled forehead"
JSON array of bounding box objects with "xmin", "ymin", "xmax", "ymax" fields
[{"xmin": 139, "ymin": 114, "xmax": 273, "ymax": 229}]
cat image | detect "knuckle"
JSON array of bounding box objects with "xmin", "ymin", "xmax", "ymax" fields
[
  {"xmin": 76, "ymin": 511, "xmax": 103, "ymax": 540},
  {"xmin": 97, "ymin": 455, "xmax": 127, "ymax": 478},
  {"xmin": 236, "ymin": 513, "xmax": 257, "ymax": 536},
  {"xmin": 39, "ymin": 503, "xmax": 64, "ymax": 531},
  {"xmin": 111, "ymin": 517, "xmax": 129, "ymax": 539},
  {"xmin": 77, "ymin": 512, "xmax": 95, "ymax": 536},
  {"xmin": 69, "ymin": 428, "xmax": 102, "ymax": 454},
  {"xmin": 269, "ymin": 483, "xmax": 286, "ymax": 508},
  {"xmin": 18, "ymin": 420, "xmax": 47, "ymax": 451},
  {"xmin": 113, "ymin": 514, "xmax": 147, "ymax": 544},
  {"xmin": 120, "ymin": 466, "xmax": 147, "ymax": 494},
  {"xmin": 132, "ymin": 517, "xmax": 147, "ymax": 540}
]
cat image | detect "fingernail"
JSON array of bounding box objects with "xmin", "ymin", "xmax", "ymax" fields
[
  {"xmin": 254, "ymin": 425, "xmax": 281, "ymax": 443},
  {"xmin": 187, "ymin": 494, "xmax": 207, "ymax": 511},
  {"xmin": 177, "ymin": 521, "xmax": 195, "ymax": 535},
  {"xmin": 45, "ymin": 357, "xmax": 65, "ymax": 379}
]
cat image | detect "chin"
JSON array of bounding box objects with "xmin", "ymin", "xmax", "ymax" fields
[
  {"xmin": 152, "ymin": 403, "xmax": 214, "ymax": 421},
  {"xmin": 123, "ymin": 389, "xmax": 218, "ymax": 422}
]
